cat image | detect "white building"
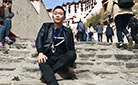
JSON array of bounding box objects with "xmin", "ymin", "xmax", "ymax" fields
[{"xmin": 62, "ymin": 0, "xmax": 97, "ymax": 33}]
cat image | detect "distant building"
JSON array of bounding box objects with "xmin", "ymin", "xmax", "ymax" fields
[{"xmin": 62, "ymin": 0, "xmax": 97, "ymax": 33}]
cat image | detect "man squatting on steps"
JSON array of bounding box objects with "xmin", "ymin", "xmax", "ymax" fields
[{"xmin": 36, "ymin": 6, "xmax": 77, "ymax": 85}]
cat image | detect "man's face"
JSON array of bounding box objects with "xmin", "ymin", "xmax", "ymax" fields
[
  {"xmin": 53, "ymin": 8, "xmax": 65, "ymax": 24},
  {"xmin": 3, "ymin": 1, "xmax": 12, "ymax": 8}
]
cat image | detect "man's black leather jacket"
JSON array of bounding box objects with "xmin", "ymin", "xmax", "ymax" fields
[{"xmin": 35, "ymin": 23, "xmax": 76, "ymax": 55}]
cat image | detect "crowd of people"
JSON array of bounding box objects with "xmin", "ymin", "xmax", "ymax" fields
[
  {"xmin": 76, "ymin": 20, "xmax": 114, "ymax": 43},
  {"xmin": 75, "ymin": 0, "xmax": 137, "ymax": 49}
]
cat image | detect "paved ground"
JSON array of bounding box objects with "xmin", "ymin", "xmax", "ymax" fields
[{"xmin": 0, "ymin": 38, "xmax": 138, "ymax": 85}]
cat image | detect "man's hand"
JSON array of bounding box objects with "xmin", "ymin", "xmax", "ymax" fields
[{"xmin": 38, "ymin": 53, "xmax": 48, "ymax": 64}]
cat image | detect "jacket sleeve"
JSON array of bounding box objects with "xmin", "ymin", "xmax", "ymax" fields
[
  {"xmin": 69, "ymin": 29, "xmax": 75, "ymax": 51},
  {"xmin": 36, "ymin": 23, "xmax": 46, "ymax": 53}
]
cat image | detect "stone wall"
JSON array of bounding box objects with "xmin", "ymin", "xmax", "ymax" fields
[{"xmin": 0, "ymin": 0, "xmax": 52, "ymax": 39}]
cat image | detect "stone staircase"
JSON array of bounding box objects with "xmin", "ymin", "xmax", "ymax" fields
[{"xmin": 0, "ymin": 38, "xmax": 138, "ymax": 85}]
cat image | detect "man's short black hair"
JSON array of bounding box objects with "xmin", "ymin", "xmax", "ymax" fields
[{"xmin": 53, "ymin": 6, "xmax": 66, "ymax": 16}]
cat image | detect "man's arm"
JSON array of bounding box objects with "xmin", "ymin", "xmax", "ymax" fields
[
  {"xmin": 36, "ymin": 23, "xmax": 46, "ymax": 53},
  {"xmin": 36, "ymin": 23, "xmax": 48, "ymax": 63},
  {"xmin": 69, "ymin": 29, "xmax": 75, "ymax": 51}
]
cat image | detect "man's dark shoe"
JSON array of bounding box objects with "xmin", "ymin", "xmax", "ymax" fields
[
  {"xmin": 117, "ymin": 42, "xmax": 124, "ymax": 48},
  {"xmin": 68, "ymin": 67, "xmax": 77, "ymax": 79},
  {"xmin": 58, "ymin": 67, "xmax": 77, "ymax": 80}
]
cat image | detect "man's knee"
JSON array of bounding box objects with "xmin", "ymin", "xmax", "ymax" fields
[
  {"xmin": 39, "ymin": 62, "xmax": 50, "ymax": 70},
  {"xmin": 5, "ymin": 18, "xmax": 11, "ymax": 21},
  {"xmin": 66, "ymin": 50, "xmax": 76, "ymax": 61},
  {"xmin": 4, "ymin": 18, "xmax": 11, "ymax": 24}
]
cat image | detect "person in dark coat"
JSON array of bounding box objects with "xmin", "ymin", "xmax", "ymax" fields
[
  {"xmin": 95, "ymin": 23, "xmax": 103, "ymax": 42},
  {"xmin": 105, "ymin": 24, "xmax": 114, "ymax": 42},
  {"xmin": 76, "ymin": 19, "xmax": 85, "ymax": 41},
  {"xmin": 36, "ymin": 6, "xmax": 77, "ymax": 85}
]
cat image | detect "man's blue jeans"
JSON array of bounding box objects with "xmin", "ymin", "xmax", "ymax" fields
[
  {"xmin": 115, "ymin": 14, "xmax": 132, "ymax": 43},
  {"xmin": 88, "ymin": 32, "xmax": 93, "ymax": 41},
  {"xmin": 98, "ymin": 33, "xmax": 103, "ymax": 42},
  {"xmin": 0, "ymin": 18, "xmax": 12, "ymax": 42}
]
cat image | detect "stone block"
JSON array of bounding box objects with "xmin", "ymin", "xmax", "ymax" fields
[
  {"xmin": 0, "ymin": 66, "xmax": 16, "ymax": 71},
  {"xmin": 23, "ymin": 65, "xmax": 39, "ymax": 72},
  {"xmin": 114, "ymin": 54, "xmax": 134, "ymax": 60},
  {"xmin": 78, "ymin": 53, "xmax": 96, "ymax": 58},
  {"xmin": 75, "ymin": 61, "xmax": 94, "ymax": 65},
  {"xmin": 93, "ymin": 70, "xmax": 118, "ymax": 75},
  {"xmin": 84, "ymin": 48, "xmax": 98, "ymax": 52},
  {"xmin": 96, "ymin": 54, "xmax": 112, "ymax": 58},
  {"xmin": 126, "ymin": 63, "xmax": 138, "ymax": 68},
  {"xmin": 10, "ymin": 43, "xmax": 28, "ymax": 49},
  {"xmin": 75, "ymin": 69, "xmax": 90, "ymax": 74},
  {"xmin": 104, "ymin": 61, "xmax": 124, "ymax": 66}
]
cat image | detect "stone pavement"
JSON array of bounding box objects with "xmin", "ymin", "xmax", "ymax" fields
[{"xmin": 0, "ymin": 38, "xmax": 138, "ymax": 85}]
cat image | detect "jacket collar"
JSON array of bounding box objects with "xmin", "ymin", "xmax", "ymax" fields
[{"xmin": 51, "ymin": 23, "xmax": 68, "ymax": 32}]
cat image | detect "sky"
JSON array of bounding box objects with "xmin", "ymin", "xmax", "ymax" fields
[{"xmin": 42, "ymin": 0, "xmax": 79, "ymax": 9}]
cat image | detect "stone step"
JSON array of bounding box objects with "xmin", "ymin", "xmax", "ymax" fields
[
  {"xmin": 1, "ymin": 50, "xmax": 31, "ymax": 58},
  {"xmin": 75, "ymin": 61, "xmax": 94, "ymax": 66},
  {"xmin": 114, "ymin": 54, "xmax": 136, "ymax": 60},
  {"xmin": 0, "ymin": 79, "xmax": 43, "ymax": 85},
  {"xmin": 96, "ymin": 54, "xmax": 113, "ymax": 59},
  {"xmin": 126, "ymin": 62, "xmax": 138, "ymax": 68},
  {"xmin": 77, "ymin": 53, "xmax": 96, "ymax": 58},
  {"xmin": 0, "ymin": 66, "xmax": 16, "ymax": 71},
  {"xmin": 103, "ymin": 60, "xmax": 125, "ymax": 66},
  {"xmin": 92, "ymin": 68, "xmax": 118, "ymax": 75},
  {"xmin": 22, "ymin": 64, "xmax": 39, "ymax": 72},
  {"xmin": 10, "ymin": 43, "xmax": 29, "ymax": 49},
  {"xmin": 0, "ymin": 57, "xmax": 25, "ymax": 63},
  {"xmin": 15, "ymin": 38, "xmax": 35, "ymax": 43},
  {"xmin": 58, "ymin": 80, "xmax": 96, "ymax": 85}
]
